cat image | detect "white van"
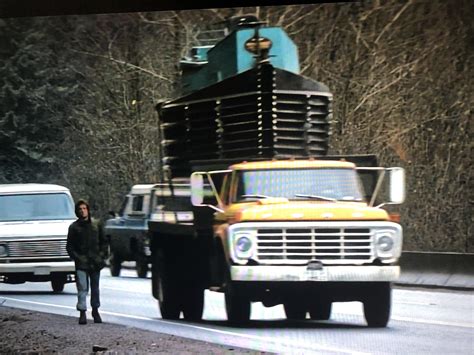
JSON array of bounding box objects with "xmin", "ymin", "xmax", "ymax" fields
[{"xmin": 0, "ymin": 184, "xmax": 76, "ymax": 292}]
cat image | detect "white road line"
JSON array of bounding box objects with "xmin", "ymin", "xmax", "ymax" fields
[
  {"xmin": 102, "ymin": 286, "xmax": 148, "ymax": 293},
  {"xmin": 1, "ymin": 297, "xmax": 368, "ymax": 355},
  {"xmin": 391, "ymin": 316, "xmax": 473, "ymax": 329},
  {"xmin": 397, "ymin": 301, "xmax": 436, "ymax": 306}
]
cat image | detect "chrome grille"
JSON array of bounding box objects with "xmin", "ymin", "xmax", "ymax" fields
[
  {"xmin": 4, "ymin": 238, "xmax": 69, "ymax": 259},
  {"xmin": 256, "ymin": 227, "xmax": 373, "ymax": 263}
]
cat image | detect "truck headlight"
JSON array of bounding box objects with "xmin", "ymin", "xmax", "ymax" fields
[
  {"xmin": 377, "ymin": 235, "xmax": 394, "ymax": 252},
  {"xmin": 0, "ymin": 244, "xmax": 8, "ymax": 257},
  {"xmin": 233, "ymin": 233, "xmax": 256, "ymax": 260},
  {"xmin": 374, "ymin": 228, "xmax": 401, "ymax": 260},
  {"xmin": 236, "ymin": 236, "xmax": 252, "ymax": 253}
]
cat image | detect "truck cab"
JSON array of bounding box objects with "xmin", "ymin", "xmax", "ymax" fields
[
  {"xmin": 0, "ymin": 184, "xmax": 76, "ymax": 292},
  {"xmin": 188, "ymin": 158, "xmax": 405, "ymax": 326}
]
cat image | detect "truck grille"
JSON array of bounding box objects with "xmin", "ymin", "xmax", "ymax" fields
[
  {"xmin": 255, "ymin": 227, "xmax": 373, "ymax": 263},
  {"xmin": 3, "ymin": 238, "xmax": 69, "ymax": 261}
]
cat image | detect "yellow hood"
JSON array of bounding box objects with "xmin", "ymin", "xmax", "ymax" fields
[{"xmin": 225, "ymin": 200, "xmax": 388, "ymax": 222}]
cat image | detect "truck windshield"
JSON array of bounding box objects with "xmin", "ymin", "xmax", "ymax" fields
[
  {"xmin": 0, "ymin": 193, "xmax": 75, "ymax": 222},
  {"xmin": 235, "ymin": 168, "xmax": 365, "ymax": 202}
]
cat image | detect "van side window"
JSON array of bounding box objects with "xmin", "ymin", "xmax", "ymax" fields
[{"xmin": 132, "ymin": 195, "xmax": 144, "ymax": 212}]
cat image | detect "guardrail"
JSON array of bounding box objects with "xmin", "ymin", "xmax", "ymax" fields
[{"xmin": 398, "ymin": 251, "xmax": 474, "ymax": 290}]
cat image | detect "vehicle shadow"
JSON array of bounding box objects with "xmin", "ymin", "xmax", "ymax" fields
[
  {"xmin": 181, "ymin": 318, "xmax": 367, "ymax": 329},
  {"xmin": 107, "ymin": 275, "xmax": 150, "ymax": 280}
]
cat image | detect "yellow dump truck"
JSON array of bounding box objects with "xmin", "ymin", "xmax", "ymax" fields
[
  {"xmin": 148, "ymin": 156, "xmax": 405, "ymax": 327},
  {"xmin": 148, "ymin": 16, "xmax": 405, "ymax": 327}
]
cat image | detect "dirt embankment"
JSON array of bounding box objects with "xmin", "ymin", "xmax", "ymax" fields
[{"xmin": 0, "ymin": 306, "xmax": 268, "ymax": 354}]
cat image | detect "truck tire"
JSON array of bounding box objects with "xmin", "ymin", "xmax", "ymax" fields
[
  {"xmin": 363, "ymin": 282, "xmax": 391, "ymax": 328},
  {"xmin": 136, "ymin": 259, "xmax": 149, "ymax": 278},
  {"xmin": 225, "ymin": 270, "xmax": 250, "ymax": 324},
  {"xmin": 284, "ymin": 302, "xmax": 307, "ymax": 320},
  {"xmin": 51, "ymin": 278, "xmax": 65, "ymax": 293},
  {"xmin": 157, "ymin": 272, "xmax": 181, "ymax": 320},
  {"xmin": 109, "ymin": 253, "xmax": 122, "ymax": 277},
  {"xmin": 309, "ymin": 301, "xmax": 332, "ymax": 320},
  {"xmin": 182, "ymin": 287, "xmax": 204, "ymax": 322}
]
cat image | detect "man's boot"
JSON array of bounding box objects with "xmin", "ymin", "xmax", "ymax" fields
[
  {"xmin": 92, "ymin": 308, "xmax": 102, "ymax": 323},
  {"xmin": 79, "ymin": 310, "xmax": 87, "ymax": 325}
]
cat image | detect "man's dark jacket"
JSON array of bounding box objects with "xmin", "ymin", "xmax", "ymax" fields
[{"xmin": 66, "ymin": 214, "xmax": 108, "ymax": 272}]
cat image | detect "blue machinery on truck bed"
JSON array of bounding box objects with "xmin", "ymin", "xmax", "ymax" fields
[{"xmin": 157, "ymin": 15, "xmax": 334, "ymax": 177}]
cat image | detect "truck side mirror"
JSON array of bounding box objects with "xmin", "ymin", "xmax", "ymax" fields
[
  {"xmin": 389, "ymin": 168, "xmax": 405, "ymax": 204},
  {"xmin": 191, "ymin": 173, "xmax": 204, "ymax": 206}
]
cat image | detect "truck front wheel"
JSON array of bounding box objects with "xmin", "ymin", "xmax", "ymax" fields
[
  {"xmin": 363, "ymin": 282, "xmax": 391, "ymax": 328},
  {"xmin": 284, "ymin": 301, "xmax": 307, "ymax": 320},
  {"xmin": 225, "ymin": 271, "xmax": 250, "ymax": 324},
  {"xmin": 309, "ymin": 300, "xmax": 332, "ymax": 320}
]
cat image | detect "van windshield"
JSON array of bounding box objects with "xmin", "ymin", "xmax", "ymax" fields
[{"xmin": 0, "ymin": 193, "xmax": 76, "ymax": 222}]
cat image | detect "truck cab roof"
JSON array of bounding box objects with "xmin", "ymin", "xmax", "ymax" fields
[
  {"xmin": 127, "ymin": 182, "xmax": 191, "ymax": 196},
  {"xmin": 129, "ymin": 184, "xmax": 157, "ymax": 195},
  {"xmin": 230, "ymin": 159, "xmax": 356, "ymax": 170}
]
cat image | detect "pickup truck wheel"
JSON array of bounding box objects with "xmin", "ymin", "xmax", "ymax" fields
[
  {"xmin": 363, "ymin": 282, "xmax": 391, "ymax": 328},
  {"xmin": 225, "ymin": 270, "xmax": 250, "ymax": 324},
  {"xmin": 136, "ymin": 260, "xmax": 149, "ymax": 278},
  {"xmin": 309, "ymin": 301, "xmax": 332, "ymax": 320},
  {"xmin": 284, "ymin": 302, "xmax": 307, "ymax": 320},
  {"xmin": 51, "ymin": 279, "xmax": 65, "ymax": 293},
  {"xmin": 109, "ymin": 254, "xmax": 121, "ymax": 277},
  {"xmin": 182, "ymin": 287, "xmax": 204, "ymax": 321}
]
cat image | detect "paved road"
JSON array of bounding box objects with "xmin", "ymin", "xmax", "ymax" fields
[{"xmin": 1, "ymin": 268, "xmax": 473, "ymax": 354}]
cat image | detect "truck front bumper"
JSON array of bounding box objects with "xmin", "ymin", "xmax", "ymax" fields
[
  {"xmin": 231, "ymin": 265, "xmax": 399, "ymax": 282},
  {"xmin": 0, "ymin": 261, "xmax": 76, "ymax": 276}
]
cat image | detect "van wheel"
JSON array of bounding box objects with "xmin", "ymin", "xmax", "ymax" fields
[
  {"xmin": 51, "ymin": 279, "xmax": 65, "ymax": 293},
  {"xmin": 363, "ymin": 282, "xmax": 391, "ymax": 328}
]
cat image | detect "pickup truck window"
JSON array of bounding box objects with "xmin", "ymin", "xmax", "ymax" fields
[
  {"xmin": 132, "ymin": 195, "xmax": 144, "ymax": 212},
  {"xmin": 0, "ymin": 193, "xmax": 75, "ymax": 221},
  {"xmin": 118, "ymin": 197, "xmax": 128, "ymax": 217},
  {"xmin": 234, "ymin": 168, "xmax": 365, "ymax": 202}
]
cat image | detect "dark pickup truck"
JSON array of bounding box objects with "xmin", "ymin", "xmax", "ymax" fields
[{"xmin": 104, "ymin": 182, "xmax": 194, "ymax": 278}]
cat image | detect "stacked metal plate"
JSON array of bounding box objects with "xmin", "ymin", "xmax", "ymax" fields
[{"xmin": 158, "ymin": 63, "xmax": 333, "ymax": 178}]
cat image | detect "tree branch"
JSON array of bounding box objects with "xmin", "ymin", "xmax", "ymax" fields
[
  {"xmin": 375, "ymin": 0, "xmax": 413, "ymax": 44},
  {"xmin": 71, "ymin": 49, "xmax": 173, "ymax": 82}
]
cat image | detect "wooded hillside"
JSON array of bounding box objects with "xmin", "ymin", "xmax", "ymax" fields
[{"xmin": 0, "ymin": 1, "xmax": 472, "ymax": 252}]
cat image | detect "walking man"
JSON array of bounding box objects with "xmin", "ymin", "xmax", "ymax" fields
[{"xmin": 67, "ymin": 199, "xmax": 108, "ymax": 324}]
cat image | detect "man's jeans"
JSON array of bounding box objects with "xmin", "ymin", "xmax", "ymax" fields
[{"xmin": 75, "ymin": 269, "xmax": 101, "ymax": 311}]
